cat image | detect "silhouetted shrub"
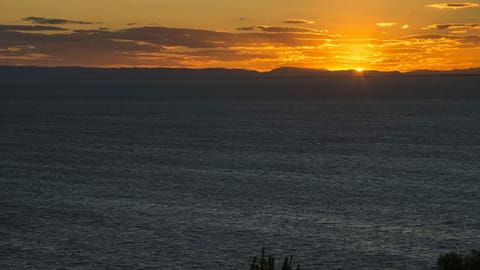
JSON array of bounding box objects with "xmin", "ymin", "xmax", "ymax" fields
[
  {"xmin": 437, "ymin": 250, "xmax": 480, "ymax": 270},
  {"xmin": 250, "ymin": 248, "xmax": 301, "ymax": 270}
]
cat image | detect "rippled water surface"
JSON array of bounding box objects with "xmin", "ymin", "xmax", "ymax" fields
[{"xmin": 1, "ymin": 78, "xmax": 480, "ymax": 269}]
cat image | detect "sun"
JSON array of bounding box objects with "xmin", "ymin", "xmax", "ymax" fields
[{"xmin": 355, "ymin": 67, "xmax": 364, "ymax": 73}]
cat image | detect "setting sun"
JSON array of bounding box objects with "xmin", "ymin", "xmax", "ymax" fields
[{"xmin": 356, "ymin": 68, "xmax": 364, "ymax": 73}]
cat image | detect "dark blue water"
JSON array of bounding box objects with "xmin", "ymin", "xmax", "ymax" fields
[{"xmin": 1, "ymin": 78, "xmax": 480, "ymax": 269}]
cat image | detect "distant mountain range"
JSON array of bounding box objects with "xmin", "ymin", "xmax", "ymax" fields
[{"xmin": 1, "ymin": 66, "xmax": 480, "ymax": 80}]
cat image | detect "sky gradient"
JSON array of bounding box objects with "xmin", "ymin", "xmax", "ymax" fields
[{"xmin": 1, "ymin": 0, "xmax": 480, "ymax": 71}]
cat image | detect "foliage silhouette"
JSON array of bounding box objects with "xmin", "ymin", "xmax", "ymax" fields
[
  {"xmin": 249, "ymin": 248, "xmax": 301, "ymax": 270},
  {"xmin": 437, "ymin": 250, "xmax": 480, "ymax": 270}
]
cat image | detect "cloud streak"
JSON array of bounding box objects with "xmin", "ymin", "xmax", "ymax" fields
[
  {"xmin": 423, "ymin": 23, "xmax": 480, "ymax": 30},
  {"xmin": 282, "ymin": 19, "xmax": 314, "ymax": 24},
  {"xmin": 236, "ymin": 25, "xmax": 324, "ymax": 34},
  {"xmin": 376, "ymin": 22, "xmax": 398, "ymax": 28},
  {"xmin": 0, "ymin": 24, "xmax": 67, "ymax": 31},
  {"xmin": 426, "ymin": 2, "xmax": 479, "ymax": 9},
  {"xmin": 23, "ymin": 16, "xmax": 102, "ymax": 25}
]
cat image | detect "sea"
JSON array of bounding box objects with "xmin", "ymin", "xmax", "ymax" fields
[{"xmin": 1, "ymin": 76, "xmax": 480, "ymax": 269}]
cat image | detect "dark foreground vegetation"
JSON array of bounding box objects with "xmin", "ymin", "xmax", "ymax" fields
[
  {"xmin": 250, "ymin": 248, "xmax": 301, "ymax": 270},
  {"xmin": 249, "ymin": 249, "xmax": 480, "ymax": 270},
  {"xmin": 437, "ymin": 250, "xmax": 480, "ymax": 270}
]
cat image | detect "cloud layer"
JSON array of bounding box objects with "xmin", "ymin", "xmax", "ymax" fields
[{"xmin": 1, "ymin": 16, "xmax": 480, "ymax": 71}]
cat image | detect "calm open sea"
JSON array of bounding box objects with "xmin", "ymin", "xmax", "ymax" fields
[{"xmin": 1, "ymin": 77, "xmax": 480, "ymax": 269}]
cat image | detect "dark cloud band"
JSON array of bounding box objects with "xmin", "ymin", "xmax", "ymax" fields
[
  {"xmin": 424, "ymin": 23, "xmax": 480, "ymax": 30},
  {"xmin": 0, "ymin": 24, "xmax": 67, "ymax": 31},
  {"xmin": 23, "ymin": 16, "xmax": 102, "ymax": 25}
]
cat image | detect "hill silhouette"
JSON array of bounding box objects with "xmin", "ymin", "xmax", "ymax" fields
[{"xmin": 1, "ymin": 66, "xmax": 479, "ymax": 80}]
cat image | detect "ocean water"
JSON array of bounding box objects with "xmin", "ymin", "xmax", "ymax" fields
[{"xmin": 1, "ymin": 77, "xmax": 480, "ymax": 269}]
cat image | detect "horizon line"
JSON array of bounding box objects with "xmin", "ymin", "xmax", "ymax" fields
[{"xmin": 2, "ymin": 65, "xmax": 480, "ymax": 74}]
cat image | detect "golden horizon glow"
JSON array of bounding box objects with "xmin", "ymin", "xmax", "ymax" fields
[{"xmin": 1, "ymin": 0, "xmax": 480, "ymax": 71}]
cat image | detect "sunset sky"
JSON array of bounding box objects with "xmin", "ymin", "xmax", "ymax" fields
[{"xmin": 1, "ymin": 0, "xmax": 480, "ymax": 71}]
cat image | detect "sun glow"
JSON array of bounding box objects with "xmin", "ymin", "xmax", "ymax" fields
[{"xmin": 355, "ymin": 67, "xmax": 364, "ymax": 72}]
